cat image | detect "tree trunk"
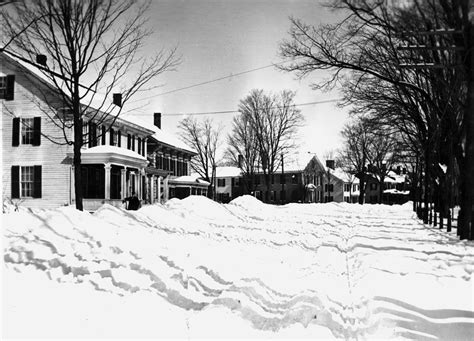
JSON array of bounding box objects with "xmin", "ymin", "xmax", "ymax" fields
[
  {"xmin": 73, "ymin": 115, "xmax": 84, "ymax": 211},
  {"xmin": 459, "ymin": 16, "xmax": 474, "ymax": 240},
  {"xmin": 359, "ymin": 175, "xmax": 366, "ymax": 205}
]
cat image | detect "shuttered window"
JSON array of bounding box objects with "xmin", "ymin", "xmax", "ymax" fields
[
  {"xmin": 12, "ymin": 117, "xmax": 41, "ymax": 146},
  {"xmin": 0, "ymin": 75, "xmax": 15, "ymax": 100},
  {"xmin": 137, "ymin": 137, "xmax": 141, "ymax": 154},
  {"xmin": 117, "ymin": 130, "xmax": 121, "ymax": 147},
  {"xmin": 11, "ymin": 165, "xmax": 42, "ymax": 198},
  {"xmin": 109, "ymin": 128, "xmax": 115, "ymax": 145}
]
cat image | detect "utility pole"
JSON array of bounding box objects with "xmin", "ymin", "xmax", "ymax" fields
[{"xmin": 397, "ymin": 5, "xmax": 474, "ymax": 240}]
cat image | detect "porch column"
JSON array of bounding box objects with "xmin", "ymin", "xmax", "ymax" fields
[
  {"xmin": 163, "ymin": 176, "xmax": 169, "ymax": 201},
  {"xmin": 150, "ymin": 175, "xmax": 155, "ymax": 204},
  {"xmin": 104, "ymin": 163, "xmax": 111, "ymax": 200},
  {"xmin": 121, "ymin": 167, "xmax": 127, "ymax": 199},
  {"xmin": 157, "ymin": 176, "xmax": 162, "ymax": 203}
]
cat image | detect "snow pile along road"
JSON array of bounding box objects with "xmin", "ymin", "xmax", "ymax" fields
[{"xmin": 3, "ymin": 196, "xmax": 474, "ymax": 339}]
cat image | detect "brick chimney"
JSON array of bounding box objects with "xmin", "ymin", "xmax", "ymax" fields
[{"xmin": 154, "ymin": 112, "xmax": 161, "ymax": 129}]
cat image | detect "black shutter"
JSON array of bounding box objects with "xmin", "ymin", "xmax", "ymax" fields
[
  {"xmin": 109, "ymin": 128, "xmax": 114, "ymax": 145},
  {"xmin": 5, "ymin": 75, "xmax": 15, "ymax": 101},
  {"xmin": 12, "ymin": 117, "xmax": 20, "ymax": 146},
  {"xmin": 33, "ymin": 165, "xmax": 42, "ymax": 198},
  {"xmin": 127, "ymin": 134, "xmax": 131, "ymax": 149},
  {"xmin": 117, "ymin": 130, "xmax": 121, "ymax": 147},
  {"xmin": 32, "ymin": 117, "xmax": 41, "ymax": 146},
  {"xmin": 142, "ymin": 140, "xmax": 146, "ymax": 156},
  {"xmin": 90, "ymin": 122, "xmax": 97, "ymax": 147},
  {"xmin": 137, "ymin": 137, "xmax": 141, "ymax": 154},
  {"xmin": 132, "ymin": 135, "xmax": 135, "ymax": 151},
  {"xmin": 101, "ymin": 126, "xmax": 106, "ymax": 145},
  {"xmin": 11, "ymin": 166, "xmax": 20, "ymax": 198}
]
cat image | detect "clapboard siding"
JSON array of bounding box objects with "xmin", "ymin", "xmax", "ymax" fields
[{"xmin": 2, "ymin": 54, "xmax": 73, "ymax": 209}]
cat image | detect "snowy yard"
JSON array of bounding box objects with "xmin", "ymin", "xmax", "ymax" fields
[{"xmin": 3, "ymin": 196, "xmax": 474, "ymax": 339}]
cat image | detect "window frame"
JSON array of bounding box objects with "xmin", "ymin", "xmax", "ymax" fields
[
  {"xmin": 20, "ymin": 166, "xmax": 34, "ymax": 197},
  {"xmin": 21, "ymin": 117, "xmax": 35, "ymax": 145}
]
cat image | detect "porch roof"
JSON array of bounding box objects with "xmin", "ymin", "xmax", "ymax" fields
[{"xmin": 68, "ymin": 145, "xmax": 148, "ymax": 169}]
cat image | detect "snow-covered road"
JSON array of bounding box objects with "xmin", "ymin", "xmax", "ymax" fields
[{"xmin": 3, "ymin": 196, "xmax": 474, "ymax": 339}]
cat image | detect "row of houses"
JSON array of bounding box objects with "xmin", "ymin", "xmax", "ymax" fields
[
  {"xmin": 1, "ymin": 50, "xmax": 410, "ymax": 210},
  {"xmin": 1, "ymin": 51, "xmax": 209, "ymax": 211},
  {"xmin": 214, "ymin": 157, "xmax": 410, "ymax": 205}
]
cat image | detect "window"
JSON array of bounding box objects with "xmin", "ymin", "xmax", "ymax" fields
[
  {"xmin": 353, "ymin": 184, "xmax": 358, "ymax": 192},
  {"xmin": 324, "ymin": 184, "xmax": 334, "ymax": 192},
  {"xmin": 344, "ymin": 196, "xmax": 350, "ymax": 203},
  {"xmin": 137, "ymin": 137, "xmax": 142, "ymax": 154},
  {"xmin": 21, "ymin": 118, "xmax": 34, "ymax": 144},
  {"xmin": 131, "ymin": 135, "xmax": 135, "ymax": 151},
  {"xmin": 0, "ymin": 75, "xmax": 15, "ymax": 100},
  {"xmin": 11, "ymin": 165, "xmax": 41, "ymax": 198},
  {"xmin": 12, "ymin": 117, "xmax": 41, "ymax": 146},
  {"xmin": 182, "ymin": 161, "xmax": 188, "ymax": 176},
  {"xmin": 20, "ymin": 166, "xmax": 34, "ymax": 197},
  {"xmin": 344, "ymin": 184, "xmax": 351, "ymax": 192},
  {"xmin": 217, "ymin": 178, "xmax": 226, "ymax": 187},
  {"xmin": 270, "ymin": 190, "xmax": 276, "ymax": 201},
  {"xmin": 0, "ymin": 76, "xmax": 7, "ymax": 99},
  {"xmin": 110, "ymin": 128, "xmax": 118, "ymax": 146},
  {"xmin": 156, "ymin": 154, "xmax": 163, "ymax": 169}
]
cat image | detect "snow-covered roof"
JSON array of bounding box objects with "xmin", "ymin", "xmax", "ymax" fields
[
  {"xmin": 81, "ymin": 145, "xmax": 147, "ymax": 160},
  {"xmin": 384, "ymin": 189, "xmax": 410, "ymax": 195},
  {"xmin": 1, "ymin": 51, "xmax": 153, "ymax": 135},
  {"xmin": 120, "ymin": 114, "xmax": 196, "ymax": 155},
  {"xmin": 384, "ymin": 171, "xmax": 407, "ymax": 183},
  {"xmin": 215, "ymin": 166, "xmax": 242, "ymax": 178},
  {"xmin": 170, "ymin": 174, "xmax": 210, "ymax": 186}
]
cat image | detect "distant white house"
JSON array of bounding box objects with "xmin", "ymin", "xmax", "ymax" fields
[{"xmin": 215, "ymin": 166, "xmax": 242, "ymax": 203}]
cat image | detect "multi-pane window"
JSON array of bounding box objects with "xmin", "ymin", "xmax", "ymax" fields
[
  {"xmin": 82, "ymin": 123, "xmax": 88, "ymax": 146},
  {"xmin": 217, "ymin": 178, "xmax": 226, "ymax": 187},
  {"xmin": 21, "ymin": 118, "xmax": 34, "ymax": 144},
  {"xmin": 0, "ymin": 76, "xmax": 6, "ymax": 99},
  {"xmin": 20, "ymin": 166, "xmax": 34, "ymax": 197},
  {"xmin": 344, "ymin": 184, "xmax": 351, "ymax": 192}
]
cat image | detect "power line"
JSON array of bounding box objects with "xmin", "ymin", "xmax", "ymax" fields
[
  {"xmin": 128, "ymin": 59, "xmax": 301, "ymax": 104},
  {"xmin": 160, "ymin": 98, "xmax": 341, "ymax": 116}
]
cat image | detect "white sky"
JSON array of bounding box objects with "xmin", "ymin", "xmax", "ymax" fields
[{"xmin": 124, "ymin": 0, "xmax": 350, "ymax": 163}]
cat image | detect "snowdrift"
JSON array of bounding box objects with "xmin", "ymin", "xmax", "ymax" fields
[{"xmin": 3, "ymin": 195, "xmax": 474, "ymax": 339}]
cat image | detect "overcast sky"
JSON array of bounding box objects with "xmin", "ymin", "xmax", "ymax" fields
[{"xmin": 126, "ymin": 0, "xmax": 349, "ymax": 165}]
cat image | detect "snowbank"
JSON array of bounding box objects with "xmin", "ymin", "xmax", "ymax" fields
[{"xmin": 3, "ymin": 196, "xmax": 474, "ymax": 339}]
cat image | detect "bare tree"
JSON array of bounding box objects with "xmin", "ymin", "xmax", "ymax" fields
[
  {"xmin": 1, "ymin": 0, "xmax": 179, "ymax": 210},
  {"xmin": 339, "ymin": 118, "xmax": 373, "ymax": 204},
  {"xmin": 225, "ymin": 113, "xmax": 259, "ymax": 194},
  {"xmin": 178, "ymin": 116, "xmax": 221, "ymax": 199},
  {"xmin": 279, "ymin": 0, "xmax": 473, "ymax": 239},
  {"xmin": 238, "ymin": 89, "xmax": 304, "ymax": 202}
]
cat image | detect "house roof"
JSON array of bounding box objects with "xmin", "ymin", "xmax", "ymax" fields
[
  {"xmin": 120, "ymin": 114, "xmax": 197, "ymax": 155},
  {"xmin": 215, "ymin": 166, "xmax": 242, "ymax": 178},
  {"xmin": 170, "ymin": 174, "xmax": 210, "ymax": 186},
  {"xmin": 1, "ymin": 51, "xmax": 153, "ymax": 136}
]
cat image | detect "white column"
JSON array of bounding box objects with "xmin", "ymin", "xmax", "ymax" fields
[
  {"xmin": 104, "ymin": 163, "xmax": 111, "ymax": 200},
  {"xmin": 121, "ymin": 167, "xmax": 127, "ymax": 199},
  {"xmin": 163, "ymin": 176, "xmax": 169, "ymax": 201},
  {"xmin": 157, "ymin": 176, "xmax": 162, "ymax": 203},
  {"xmin": 150, "ymin": 175, "xmax": 155, "ymax": 204}
]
